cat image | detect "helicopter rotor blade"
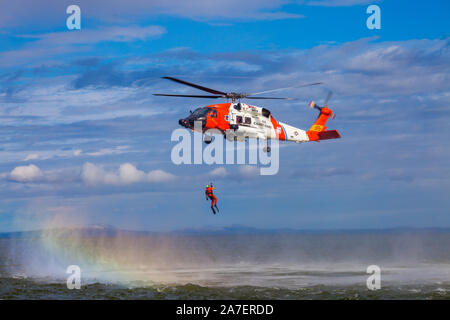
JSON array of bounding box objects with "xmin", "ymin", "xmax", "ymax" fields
[
  {"xmin": 248, "ymin": 82, "xmax": 323, "ymax": 96},
  {"xmin": 162, "ymin": 76, "xmax": 227, "ymax": 95},
  {"xmin": 156, "ymin": 76, "xmax": 323, "ymax": 102},
  {"xmin": 246, "ymin": 97, "xmax": 297, "ymax": 100},
  {"xmin": 324, "ymin": 91, "xmax": 333, "ymax": 106},
  {"xmin": 153, "ymin": 94, "xmax": 223, "ymax": 98},
  {"xmin": 323, "ymin": 91, "xmax": 336, "ymax": 120}
]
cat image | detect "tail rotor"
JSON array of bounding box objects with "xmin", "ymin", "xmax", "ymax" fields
[
  {"xmin": 324, "ymin": 91, "xmax": 333, "ymax": 107},
  {"xmin": 309, "ymin": 91, "xmax": 336, "ymax": 119}
]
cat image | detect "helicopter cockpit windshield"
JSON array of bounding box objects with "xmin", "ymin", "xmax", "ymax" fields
[
  {"xmin": 178, "ymin": 107, "xmax": 209, "ymax": 129},
  {"xmin": 190, "ymin": 107, "xmax": 209, "ymax": 119}
]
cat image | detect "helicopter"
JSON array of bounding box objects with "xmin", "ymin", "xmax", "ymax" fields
[{"xmin": 154, "ymin": 76, "xmax": 340, "ymax": 152}]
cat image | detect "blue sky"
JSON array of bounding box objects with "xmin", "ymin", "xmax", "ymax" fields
[{"xmin": 0, "ymin": 0, "xmax": 449, "ymax": 232}]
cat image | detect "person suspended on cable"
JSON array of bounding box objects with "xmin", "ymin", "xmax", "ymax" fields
[{"xmin": 205, "ymin": 183, "xmax": 219, "ymax": 214}]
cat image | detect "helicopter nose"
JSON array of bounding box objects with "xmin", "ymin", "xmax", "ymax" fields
[{"xmin": 179, "ymin": 119, "xmax": 188, "ymax": 127}]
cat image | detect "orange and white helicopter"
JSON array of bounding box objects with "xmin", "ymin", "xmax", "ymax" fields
[{"xmin": 154, "ymin": 77, "xmax": 340, "ymax": 152}]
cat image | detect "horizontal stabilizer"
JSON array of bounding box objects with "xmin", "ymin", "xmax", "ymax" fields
[{"xmin": 318, "ymin": 130, "xmax": 341, "ymax": 140}]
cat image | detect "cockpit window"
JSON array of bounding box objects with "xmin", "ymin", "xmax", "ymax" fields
[
  {"xmin": 262, "ymin": 108, "xmax": 271, "ymax": 118},
  {"xmin": 189, "ymin": 107, "xmax": 209, "ymax": 119}
]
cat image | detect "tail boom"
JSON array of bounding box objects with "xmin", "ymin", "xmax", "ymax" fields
[{"xmin": 306, "ymin": 106, "xmax": 340, "ymax": 141}]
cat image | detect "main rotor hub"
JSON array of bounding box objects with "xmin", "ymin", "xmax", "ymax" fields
[{"xmin": 226, "ymin": 92, "xmax": 246, "ymax": 102}]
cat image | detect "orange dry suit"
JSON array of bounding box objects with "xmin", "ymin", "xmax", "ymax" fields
[{"xmin": 205, "ymin": 187, "xmax": 217, "ymax": 206}]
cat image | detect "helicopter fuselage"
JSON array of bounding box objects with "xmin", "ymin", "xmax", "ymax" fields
[{"xmin": 179, "ymin": 102, "xmax": 311, "ymax": 143}]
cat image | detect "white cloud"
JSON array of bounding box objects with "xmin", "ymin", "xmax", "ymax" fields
[
  {"xmin": 73, "ymin": 149, "xmax": 82, "ymax": 156},
  {"xmin": 0, "ymin": 1, "xmax": 303, "ymax": 28},
  {"xmin": 24, "ymin": 154, "xmax": 39, "ymax": 161},
  {"xmin": 81, "ymin": 162, "xmax": 175, "ymax": 186},
  {"xmin": 239, "ymin": 165, "xmax": 259, "ymax": 177},
  {"xmin": 211, "ymin": 61, "xmax": 262, "ymax": 72},
  {"xmin": 0, "ymin": 81, "xmax": 160, "ymax": 124},
  {"xmin": 210, "ymin": 167, "xmax": 228, "ymax": 177},
  {"xmin": 0, "ymin": 25, "xmax": 165, "ymax": 69},
  {"xmin": 86, "ymin": 146, "xmax": 130, "ymax": 157},
  {"xmin": 8, "ymin": 164, "xmax": 44, "ymax": 183},
  {"xmin": 20, "ymin": 25, "xmax": 166, "ymax": 46},
  {"xmin": 2, "ymin": 162, "xmax": 174, "ymax": 186}
]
